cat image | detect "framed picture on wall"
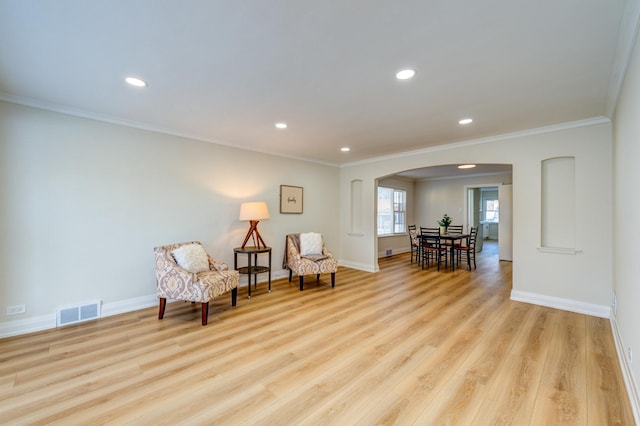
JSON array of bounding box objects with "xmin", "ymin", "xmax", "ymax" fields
[{"xmin": 280, "ymin": 185, "xmax": 303, "ymax": 214}]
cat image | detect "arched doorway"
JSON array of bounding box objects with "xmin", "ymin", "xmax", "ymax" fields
[{"xmin": 375, "ymin": 163, "xmax": 512, "ymax": 266}]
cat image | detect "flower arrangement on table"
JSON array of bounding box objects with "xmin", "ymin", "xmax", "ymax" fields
[{"xmin": 437, "ymin": 214, "xmax": 452, "ymax": 231}]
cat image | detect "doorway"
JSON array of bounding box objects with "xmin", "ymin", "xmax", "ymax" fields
[{"xmin": 464, "ymin": 183, "xmax": 512, "ymax": 261}]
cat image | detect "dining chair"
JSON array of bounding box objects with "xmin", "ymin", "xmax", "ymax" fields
[
  {"xmin": 446, "ymin": 225, "xmax": 464, "ymax": 234},
  {"xmin": 408, "ymin": 225, "xmax": 419, "ymax": 264},
  {"xmin": 443, "ymin": 224, "xmax": 464, "ymax": 250},
  {"xmin": 420, "ymin": 227, "xmax": 448, "ymax": 271},
  {"xmin": 455, "ymin": 227, "xmax": 478, "ymax": 270}
]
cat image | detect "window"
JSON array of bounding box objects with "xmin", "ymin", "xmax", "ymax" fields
[
  {"xmin": 377, "ymin": 187, "xmax": 406, "ymax": 235},
  {"xmin": 485, "ymin": 199, "xmax": 499, "ymax": 223}
]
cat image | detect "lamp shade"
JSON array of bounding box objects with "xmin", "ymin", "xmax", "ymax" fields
[{"xmin": 239, "ymin": 202, "xmax": 270, "ymax": 221}]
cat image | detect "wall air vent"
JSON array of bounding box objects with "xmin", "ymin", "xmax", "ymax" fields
[{"xmin": 56, "ymin": 300, "xmax": 101, "ymax": 327}]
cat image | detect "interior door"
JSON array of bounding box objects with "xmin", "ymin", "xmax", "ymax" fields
[{"xmin": 498, "ymin": 184, "xmax": 513, "ymax": 261}]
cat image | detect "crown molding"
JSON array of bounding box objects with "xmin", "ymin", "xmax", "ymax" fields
[
  {"xmin": 605, "ymin": 0, "xmax": 640, "ymax": 117},
  {"xmin": 340, "ymin": 116, "xmax": 611, "ymax": 168},
  {"xmin": 0, "ymin": 93, "xmax": 612, "ymax": 171},
  {"xmin": 0, "ymin": 93, "xmax": 340, "ymax": 168}
]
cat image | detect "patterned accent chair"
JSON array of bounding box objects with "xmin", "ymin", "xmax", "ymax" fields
[
  {"xmin": 154, "ymin": 241, "xmax": 239, "ymax": 325},
  {"xmin": 283, "ymin": 233, "xmax": 337, "ymax": 291}
]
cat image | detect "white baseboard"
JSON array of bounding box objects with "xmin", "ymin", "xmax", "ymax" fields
[
  {"xmin": 338, "ymin": 259, "xmax": 377, "ymax": 272},
  {"xmin": 101, "ymin": 294, "xmax": 158, "ymax": 318},
  {"xmin": 610, "ymin": 315, "xmax": 640, "ymax": 424},
  {"xmin": 377, "ymin": 247, "xmax": 411, "ymax": 258},
  {"xmin": 510, "ymin": 290, "xmax": 610, "ymax": 318},
  {"xmin": 1, "ymin": 294, "xmax": 159, "ymax": 338},
  {"xmin": 0, "ymin": 269, "xmax": 295, "ymax": 339},
  {"xmin": 0, "ymin": 314, "xmax": 57, "ymax": 338}
]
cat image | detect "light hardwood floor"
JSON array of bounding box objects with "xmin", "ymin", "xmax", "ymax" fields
[{"xmin": 0, "ymin": 242, "xmax": 634, "ymax": 425}]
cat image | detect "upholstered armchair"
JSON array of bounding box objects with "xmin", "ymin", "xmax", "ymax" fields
[
  {"xmin": 154, "ymin": 241, "xmax": 239, "ymax": 325},
  {"xmin": 283, "ymin": 233, "xmax": 337, "ymax": 291}
]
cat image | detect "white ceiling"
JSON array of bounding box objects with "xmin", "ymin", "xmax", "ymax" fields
[{"xmin": 0, "ymin": 0, "xmax": 632, "ymax": 165}]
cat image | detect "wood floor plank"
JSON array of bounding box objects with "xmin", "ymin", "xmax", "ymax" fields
[
  {"xmin": 586, "ymin": 316, "xmax": 635, "ymax": 425},
  {"xmin": 0, "ymin": 241, "xmax": 634, "ymax": 425},
  {"xmin": 470, "ymin": 306, "xmax": 558, "ymax": 425},
  {"xmin": 529, "ymin": 310, "xmax": 587, "ymax": 425},
  {"xmin": 407, "ymin": 299, "xmax": 533, "ymax": 424}
]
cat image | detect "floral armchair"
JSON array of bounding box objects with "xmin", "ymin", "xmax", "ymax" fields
[
  {"xmin": 283, "ymin": 233, "xmax": 337, "ymax": 291},
  {"xmin": 154, "ymin": 241, "xmax": 239, "ymax": 325}
]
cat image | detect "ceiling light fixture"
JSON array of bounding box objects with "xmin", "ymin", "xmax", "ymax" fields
[
  {"xmin": 341, "ymin": 147, "xmax": 350, "ymax": 152},
  {"xmin": 458, "ymin": 164, "xmax": 476, "ymax": 169},
  {"xmin": 459, "ymin": 118, "xmax": 473, "ymax": 125},
  {"xmin": 125, "ymin": 77, "xmax": 147, "ymax": 87},
  {"xmin": 275, "ymin": 123, "xmax": 287, "ymax": 129},
  {"xmin": 396, "ymin": 69, "xmax": 415, "ymax": 80}
]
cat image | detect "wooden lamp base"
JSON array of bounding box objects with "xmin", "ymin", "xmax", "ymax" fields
[{"xmin": 241, "ymin": 220, "xmax": 267, "ymax": 249}]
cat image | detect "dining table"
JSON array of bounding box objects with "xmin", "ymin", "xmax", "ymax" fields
[{"xmin": 419, "ymin": 232, "xmax": 469, "ymax": 271}]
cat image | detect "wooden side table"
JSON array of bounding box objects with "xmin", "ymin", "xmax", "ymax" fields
[{"xmin": 233, "ymin": 246, "xmax": 272, "ymax": 299}]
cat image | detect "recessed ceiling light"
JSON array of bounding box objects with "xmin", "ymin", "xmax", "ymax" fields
[
  {"xmin": 125, "ymin": 77, "xmax": 147, "ymax": 87},
  {"xmin": 275, "ymin": 123, "xmax": 287, "ymax": 129},
  {"xmin": 396, "ymin": 69, "xmax": 415, "ymax": 80},
  {"xmin": 459, "ymin": 118, "xmax": 473, "ymax": 125},
  {"xmin": 458, "ymin": 164, "xmax": 476, "ymax": 169},
  {"xmin": 341, "ymin": 147, "xmax": 350, "ymax": 152}
]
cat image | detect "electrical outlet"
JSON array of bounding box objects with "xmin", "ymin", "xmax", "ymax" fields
[
  {"xmin": 612, "ymin": 291, "xmax": 617, "ymax": 316},
  {"xmin": 6, "ymin": 305, "xmax": 26, "ymax": 315}
]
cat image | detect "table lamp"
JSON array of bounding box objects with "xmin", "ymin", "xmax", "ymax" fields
[{"xmin": 239, "ymin": 201, "xmax": 270, "ymax": 249}]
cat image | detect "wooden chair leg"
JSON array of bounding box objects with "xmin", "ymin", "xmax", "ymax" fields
[
  {"xmin": 201, "ymin": 302, "xmax": 209, "ymax": 326},
  {"xmin": 289, "ymin": 269, "xmax": 293, "ymax": 282},
  {"xmin": 231, "ymin": 287, "xmax": 238, "ymax": 306},
  {"xmin": 299, "ymin": 275, "xmax": 304, "ymax": 291},
  {"xmin": 158, "ymin": 297, "xmax": 166, "ymax": 320},
  {"xmin": 316, "ymin": 274, "xmax": 320, "ymax": 280},
  {"xmin": 331, "ymin": 272, "xmax": 335, "ymax": 288}
]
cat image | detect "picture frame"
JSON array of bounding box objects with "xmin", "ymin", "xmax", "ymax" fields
[{"xmin": 280, "ymin": 185, "xmax": 303, "ymax": 214}]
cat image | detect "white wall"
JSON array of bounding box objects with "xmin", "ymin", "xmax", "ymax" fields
[
  {"xmin": 415, "ymin": 173, "xmax": 512, "ymax": 232},
  {"xmin": 340, "ymin": 121, "xmax": 613, "ymax": 315},
  {"xmin": 0, "ymin": 101, "xmax": 339, "ymax": 333},
  {"xmin": 612, "ymin": 21, "xmax": 640, "ymax": 415}
]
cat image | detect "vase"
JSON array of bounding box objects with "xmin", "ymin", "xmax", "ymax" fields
[{"xmin": 440, "ymin": 225, "xmax": 446, "ymax": 234}]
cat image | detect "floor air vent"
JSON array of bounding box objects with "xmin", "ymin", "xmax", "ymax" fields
[{"xmin": 57, "ymin": 300, "xmax": 101, "ymax": 327}]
